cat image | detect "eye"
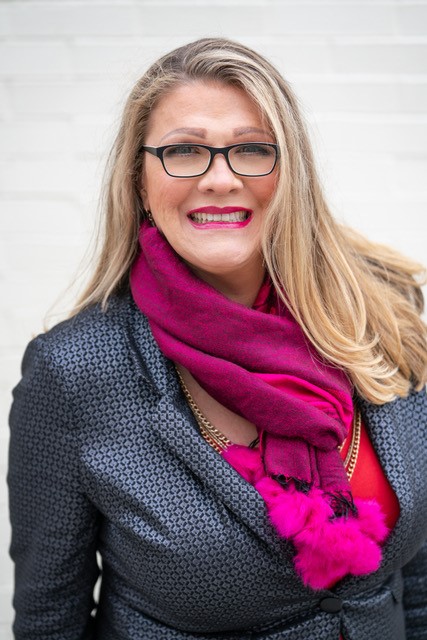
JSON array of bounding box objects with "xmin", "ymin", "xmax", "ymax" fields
[
  {"xmin": 163, "ymin": 145, "xmax": 203, "ymax": 158},
  {"xmin": 236, "ymin": 144, "xmax": 274, "ymax": 156}
]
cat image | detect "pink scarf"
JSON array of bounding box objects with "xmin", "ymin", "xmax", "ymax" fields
[{"xmin": 130, "ymin": 222, "xmax": 388, "ymax": 589}]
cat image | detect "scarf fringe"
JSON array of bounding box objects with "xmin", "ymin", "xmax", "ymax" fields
[
  {"xmin": 223, "ymin": 444, "xmax": 389, "ymax": 590},
  {"xmin": 274, "ymin": 478, "xmax": 358, "ymax": 518},
  {"xmin": 273, "ymin": 474, "xmax": 312, "ymax": 495}
]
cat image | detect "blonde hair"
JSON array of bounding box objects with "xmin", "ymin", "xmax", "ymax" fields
[{"xmin": 73, "ymin": 37, "xmax": 426, "ymax": 404}]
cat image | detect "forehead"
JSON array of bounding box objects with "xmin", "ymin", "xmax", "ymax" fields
[{"xmin": 145, "ymin": 80, "xmax": 271, "ymax": 141}]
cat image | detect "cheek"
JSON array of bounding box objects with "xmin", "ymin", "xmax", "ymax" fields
[
  {"xmin": 146, "ymin": 183, "xmax": 194, "ymax": 235},
  {"xmin": 253, "ymin": 174, "xmax": 277, "ymax": 206},
  {"xmin": 150, "ymin": 182, "xmax": 193, "ymax": 217},
  {"xmin": 142, "ymin": 162, "xmax": 172, "ymax": 212}
]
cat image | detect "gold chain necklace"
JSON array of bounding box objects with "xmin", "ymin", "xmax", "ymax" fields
[
  {"xmin": 175, "ymin": 366, "xmax": 233, "ymax": 453},
  {"xmin": 339, "ymin": 409, "xmax": 362, "ymax": 480},
  {"xmin": 175, "ymin": 366, "xmax": 361, "ymax": 481}
]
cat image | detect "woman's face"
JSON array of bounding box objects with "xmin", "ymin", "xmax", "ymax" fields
[{"xmin": 141, "ymin": 80, "xmax": 277, "ymax": 286}]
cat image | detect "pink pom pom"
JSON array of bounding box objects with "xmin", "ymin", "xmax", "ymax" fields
[
  {"xmin": 259, "ymin": 485, "xmax": 387, "ymax": 590},
  {"xmin": 294, "ymin": 514, "xmax": 383, "ymax": 589},
  {"xmin": 354, "ymin": 498, "xmax": 389, "ymax": 543},
  {"xmin": 258, "ymin": 480, "xmax": 310, "ymax": 537}
]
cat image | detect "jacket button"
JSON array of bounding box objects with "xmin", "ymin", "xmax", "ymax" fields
[{"xmin": 319, "ymin": 597, "xmax": 343, "ymax": 613}]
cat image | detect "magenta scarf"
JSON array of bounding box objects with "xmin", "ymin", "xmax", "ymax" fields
[{"xmin": 130, "ymin": 221, "xmax": 388, "ymax": 589}]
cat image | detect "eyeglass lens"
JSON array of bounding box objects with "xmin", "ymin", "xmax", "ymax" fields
[{"xmin": 162, "ymin": 144, "xmax": 276, "ymax": 177}]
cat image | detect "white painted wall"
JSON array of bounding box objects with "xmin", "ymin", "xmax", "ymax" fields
[{"xmin": 1, "ymin": 1, "xmax": 426, "ymax": 636}]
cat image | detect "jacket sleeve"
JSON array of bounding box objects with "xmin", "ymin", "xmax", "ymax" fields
[
  {"xmin": 8, "ymin": 335, "xmax": 100, "ymax": 640},
  {"xmin": 402, "ymin": 538, "xmax": 427, "ymax": 640}
]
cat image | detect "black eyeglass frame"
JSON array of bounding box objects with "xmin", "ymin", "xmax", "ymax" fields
[{"xmin": 140, "ymin": 142, "xmax": 279, "ymax": 178}]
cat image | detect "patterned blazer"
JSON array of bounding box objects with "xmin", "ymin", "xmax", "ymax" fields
[{"xmin": 8, "ymin": 294, "xmax": 427, "ymax": 640}]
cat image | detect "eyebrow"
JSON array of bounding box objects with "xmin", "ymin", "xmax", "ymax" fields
[
  {"xmin": 234, "ymin": 126, "xmax": 272, "ymax": 137},
  {"xmin": 159, "ymin": 128, "xmax": 206, "ymax": 143},
  {"xmin": 159, "ymin": 126, "xmax": 272, "ymax": 143}
]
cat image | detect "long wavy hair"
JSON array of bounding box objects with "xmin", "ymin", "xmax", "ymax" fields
[{"xmin": 72, "ymin": 37, "xmax": 427, "ymax": 404}]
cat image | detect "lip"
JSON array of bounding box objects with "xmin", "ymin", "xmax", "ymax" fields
[
  {"xmin": 186, "ymin": 205, "xmax": 253, "ymax": 230},
  {"xmin": 187, "ymin": 206, "xmax": 253, "ymax": 215}
]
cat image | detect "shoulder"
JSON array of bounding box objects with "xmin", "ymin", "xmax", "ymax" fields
[
  {"xmin": 358, "ymin": 388, "xmax": 427, "ymax": 454},
  {"xmin": 357, "ymin": 387, "xmax": 427, "ymax": 421},
  {"xmin": 26, "ymin": 295, "xmax": 127, "ymax": 365},
  {"xmin": 10, "ymin": 295, "xmax": 168, "ymax": 453},
  {"xmin": 44, "ymin": 293, "xmax": 131, "ymax": 347},
  {"xmin": 360, "ymin": 388, "xmax": 427, "ymax": 423},
  {"xmin": 19, "ymin": 294, "xmax": 154, "ymax": 399}
]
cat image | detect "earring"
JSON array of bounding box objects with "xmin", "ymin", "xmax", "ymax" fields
[{"xmin": 145, "ymin": 209, "xmax": 154, "ymax": 226}]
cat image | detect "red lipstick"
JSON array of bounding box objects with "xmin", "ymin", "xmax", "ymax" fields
[
  {"xmin": 187, "ymin": 206, "xmax": 252, "ymax": 215},
  {"xmin": 187, "ymin": 206, "xmax": 253, "ymax": 229}
]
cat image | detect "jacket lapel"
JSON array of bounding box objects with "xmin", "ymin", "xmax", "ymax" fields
[
  {"xmin": 336, "ymin": 395, "xmax": 420, "ymax": 595},
  {"xmin": 359, "ymin": 396, "xmax": 416, "ymax": 567}
]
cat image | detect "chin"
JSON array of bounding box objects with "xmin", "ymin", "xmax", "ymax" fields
[{"xmin": 192, "ymin": 256, "xmax": 256, "ymax": 276}]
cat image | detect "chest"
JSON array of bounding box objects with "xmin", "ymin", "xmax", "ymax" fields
[{"xmin": 174, "ymin": 363, "xmax": 259, "ymax": 446}]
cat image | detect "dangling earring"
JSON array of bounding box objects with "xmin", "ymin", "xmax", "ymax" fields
[
  {"xmin": 141, "ymin": 187, "xmax": 154, "ymax": 226},
  {"xmin": 145, "ymin": 209, "xmax": 154, "ymax": 226}
]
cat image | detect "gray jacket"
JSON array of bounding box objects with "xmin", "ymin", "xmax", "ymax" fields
[{"xmin": 8, "ymin": 294, "xmax": 427, "ymax": 640}]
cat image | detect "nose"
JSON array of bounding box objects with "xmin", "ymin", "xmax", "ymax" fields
[{"xmin": 197, "ymin": 153, "xmax": 243, "ymax": 194}]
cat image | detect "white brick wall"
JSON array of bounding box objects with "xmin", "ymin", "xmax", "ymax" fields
[{"xmin": 1, "ymin": 1, "xmax": 426, "ymax": 636}]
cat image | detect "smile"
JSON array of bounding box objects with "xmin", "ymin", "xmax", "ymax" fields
[{"xmin": 189, "ymin": 211, "xmax": 250, "ymax": 224}]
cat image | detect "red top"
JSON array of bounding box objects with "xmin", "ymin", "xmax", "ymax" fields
[{"xmin": 340, "ymin": 417, "xmax": 400, "ymax": 533}]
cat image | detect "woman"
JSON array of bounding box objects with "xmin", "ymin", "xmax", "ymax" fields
[{"xmin": 8, "ymin": 37, "xmax": 427, "ymax": 640}]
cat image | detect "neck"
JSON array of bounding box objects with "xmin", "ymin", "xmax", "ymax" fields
[{"xmin": 187, "ymin": 261, "xmax": 266, "ymax": 308}]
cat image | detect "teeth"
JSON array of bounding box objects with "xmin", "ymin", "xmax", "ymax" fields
[{"xmin": 190, "ymin": 210, "xmax": 249, "ymax": 223}]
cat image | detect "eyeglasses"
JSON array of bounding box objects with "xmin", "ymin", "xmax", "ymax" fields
[{"xmin": 141, "ymin": 142, "xmax": 278, "ymax": 178}]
